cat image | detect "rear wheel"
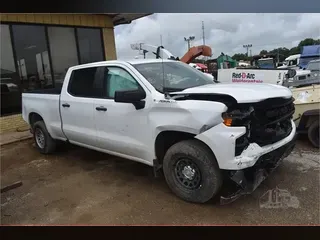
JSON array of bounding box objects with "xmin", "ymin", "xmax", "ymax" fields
[
  {"xmin": 33, "ymin": 121, "xmax": 56, "ymax": 154},
  {"xmin": 308, "ymin": 120, "xmax": 319, "ymax": 148},
  {"xmin": 163, "ymin": 139, "xmax": 222, "ymax": 203}
]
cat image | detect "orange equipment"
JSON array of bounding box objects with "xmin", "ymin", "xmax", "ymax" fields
[{"xmin": 180, "ymin": 45, "xmax": 212, "ymax": 64}]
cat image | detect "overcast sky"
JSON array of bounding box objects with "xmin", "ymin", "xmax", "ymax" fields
[{"xmin": 114, "ymin": 13, "xmax": 320, "ymax": 60}]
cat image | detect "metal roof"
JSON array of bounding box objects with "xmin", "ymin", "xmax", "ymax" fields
[{"xmin": 104, "ymin": 14, "xmax": 152, "ymax": 26}]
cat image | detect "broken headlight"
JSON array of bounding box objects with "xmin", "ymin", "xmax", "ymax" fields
[
  {"xmin": 222, "ymin": 106, "xmax": 254, "ymax": 127},
  {"xmin": 222, "ymin": 106, "xmax": 254, "ymax": 156}
]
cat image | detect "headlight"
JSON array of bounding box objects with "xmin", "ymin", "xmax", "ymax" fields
[
  {"xmin": 222, "ymin": 106, "xmax": 254, "ymax": 127},
  {"xmin": 222, "ymin": 112, "xmax": 234, "ymax": 126}
]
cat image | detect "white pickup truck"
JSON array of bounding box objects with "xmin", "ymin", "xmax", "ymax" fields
[{"xmin": 22, "ymin": 59, "xmax": 297, "ymax": 204}]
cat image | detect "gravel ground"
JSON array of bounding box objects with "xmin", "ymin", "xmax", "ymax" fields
[{"xmin": 1, "ymin": 137, "xmax": 319, "ymax": 225}]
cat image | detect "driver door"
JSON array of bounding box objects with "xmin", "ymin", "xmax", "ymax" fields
[{"xmin": 93, "ymin": 66, "xmax": 151, "ymax": 161}]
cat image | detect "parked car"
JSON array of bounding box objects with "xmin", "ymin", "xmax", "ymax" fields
[{"xmin": 22, "ymin": 59, "xmax": 296, "ymax": 204}]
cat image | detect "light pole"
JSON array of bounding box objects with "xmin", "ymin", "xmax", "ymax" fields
[
  {"xmin": 243, "ymin": 44, "xmax": 252, "ymax": 56},
  {"xmin": 184, "ymin": 36, "xmax": 195, "ymax": 50}
]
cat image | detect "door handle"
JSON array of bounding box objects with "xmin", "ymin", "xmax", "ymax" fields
[
  {"xmin": 96, "ymin": 106, "xmax": 107, "ymax": 111},
  {"xmin": 62, "ymin": 103, "xmax": 70, "ymax": 108}
]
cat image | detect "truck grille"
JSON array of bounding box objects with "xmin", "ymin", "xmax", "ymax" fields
[{"xmin": 249, "ymin": 97, "xmax": 294, "ymax": 146}]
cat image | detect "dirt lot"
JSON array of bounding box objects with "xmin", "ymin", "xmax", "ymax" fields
[{"xmin": 1, "ymin": 137, "xmax": 319, "ymax": 225}]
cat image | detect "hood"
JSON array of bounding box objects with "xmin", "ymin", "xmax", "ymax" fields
[{"xmin": 169, "ymin": 83, "xmax": 292, "ymax": 103}]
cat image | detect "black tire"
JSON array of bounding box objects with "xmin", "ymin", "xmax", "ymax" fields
[
  {"xmin": 33, "ymin": 121, "xmax": 56, "ymax": 154},
  {"xmin": 308, "ymin": 120, "xmax": 319, "ymax": 148},
  {"xmin": 163, "ymin": 139, "xmax": 223, "ymax": 203}
]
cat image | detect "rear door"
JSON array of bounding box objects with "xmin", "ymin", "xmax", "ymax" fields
[{"xmin": 60, "ymin": 66, "xmax": 100, "ymax": 147}]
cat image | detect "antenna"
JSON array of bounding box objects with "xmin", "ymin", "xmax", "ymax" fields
[
  {"xmin": 202, "ymin": 21, "xmax": 206, "ymax": 62},
  {"xmin": 160, "ymin": 34, "xmax": 168, "ymax": 98}
]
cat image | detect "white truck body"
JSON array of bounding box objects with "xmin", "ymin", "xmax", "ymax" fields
[{"xmin": 22, "ymin": 59, "xmax": 296, "ymax": 204}]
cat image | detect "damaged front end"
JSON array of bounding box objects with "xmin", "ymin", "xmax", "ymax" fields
[
  {"xmin": 220, "ymin": 97, "xmax": 296, "ymax": 204},
  {"xmin": 220, "ymin": 136, "xmax": 296, "ymax": 205}
]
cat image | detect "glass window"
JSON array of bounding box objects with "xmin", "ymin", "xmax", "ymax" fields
[
  {"xmin": 104, "ymin": 67, "xmax": 139, "ymax": 98},
  {"xmin": 68, "ymin": 67, "xmax": 99, "ymax": 97},
  {"xmin": 12, "ymin": 25, "xmax": 53, "ymax": 91},
  {"xmin": 133, "ymin": 61, "xmax": 213, "ymax": 93},
  {"xmin": 0, "ymin": 24, "xmax": 21, "ymax": 116},
  {"xmin": 48, "ymin": 27, "xmax": 79, "ymax": 88},
  {"xmin": 77, "ymin": 28, "xmax": 104, "ymax": 64},
  {"xmin": 307, "ymin": 61, "xmax": 320, "ymax": 71}
]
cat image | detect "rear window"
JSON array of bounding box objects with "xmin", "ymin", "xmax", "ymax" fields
[{"xmin": 68, "ymin": 67, "xmax": 99, "ymax": 97}]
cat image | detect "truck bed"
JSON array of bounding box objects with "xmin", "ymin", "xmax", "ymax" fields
[{"xmin": 22, "ymin": 92, "xmax": 65, "ymax": 140}]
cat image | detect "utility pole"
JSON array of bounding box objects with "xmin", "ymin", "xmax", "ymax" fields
[
  {"xmin": 184, "ymin": 36, "xmax": 195, "ymax": 51},
  {"xmin": 202, "ymin": 21, "xmax": 206, "ymax": 62},
  {"xmin": 202, "ymin": 21, "xmax": 205, "ymax": 46},
  {"xmin": 243, "ymin": 44, "xmax": 252, "ymax": 57}
]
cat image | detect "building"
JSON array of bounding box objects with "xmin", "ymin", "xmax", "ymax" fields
[{"xmin": 0, "ymin": 14, "xmax": 149, "ymax": 133}]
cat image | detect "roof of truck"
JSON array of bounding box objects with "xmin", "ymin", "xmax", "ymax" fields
[
  {"xmin": 127, "ymin": 59, "xmax": 177, "ymax": 65},
  {"xmin": 68, "ymin": 59, "xmax": 179, "ymax": 71}
]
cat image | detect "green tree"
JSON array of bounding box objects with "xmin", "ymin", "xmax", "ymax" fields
[
  {"xmin": 232, "ymin": 53, "xmax": 250, "ymax": 61},
  {"xmin": 260, "ymin": 50, "xmax": 268, "ymax": 55},
  {"xmin": 230, "ymin": 38, "xmax": 320, "ymax": 63},
  {"xmin": 298, "ymin": 38, "xmax": 320, "ymax": 48}
]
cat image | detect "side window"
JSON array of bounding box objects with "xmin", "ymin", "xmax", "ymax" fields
[
  {"xmin": 68, "ymin": 67, "xmax": 99, "ymax": 97},
  {"xmin": 105, "ymin": 67, "xmax": 139, "ymax": 98}
]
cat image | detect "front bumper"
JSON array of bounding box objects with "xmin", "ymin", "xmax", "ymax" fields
[
  {"xmin": 196, "ymin": 120, "xmax": 296, "ymax": 170},
  {"xmin": 220, "ymin": 135, "xmax": 296, "ymax": 205}
]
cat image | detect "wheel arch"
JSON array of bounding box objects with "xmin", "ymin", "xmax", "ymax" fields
[
  {"xmin": 29, "ymin": 112, "xmax": 44, "ymax": 129},
  {"xmin": 154, "ymin": 129, "xmax": 216, "ymax": 164},
  {"xmin": 297, "ymin": 109, "xmax": 320, "ymax": 131}
]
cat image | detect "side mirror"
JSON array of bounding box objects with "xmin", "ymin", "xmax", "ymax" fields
[
  {"xmin": 114, "ymin": 89, "xmax": 146, "ymax": 110},
  {"xmin": 286, "ymin": 69, "xmax": 296, "ymax": 79}
]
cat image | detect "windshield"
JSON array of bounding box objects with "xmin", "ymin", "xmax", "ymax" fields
[
  {"xmin": 133, "ymin": 61, "xmax": 213, "ymax": 93},
  {"xmin": 257, "ymin": 59, "xmax": 275, "ymax": 69},
  {"xmin": 307, "ymin": 61, "xmax": 320, "ymax": 71},
  {"xmin": 300, "ymin": 57, "xmax": 320, "ymax": 67}
]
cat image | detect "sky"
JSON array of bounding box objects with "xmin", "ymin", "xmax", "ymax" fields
[{"xmin": 114, "ymin": 13, "xmax": 320, "ymax": 60}]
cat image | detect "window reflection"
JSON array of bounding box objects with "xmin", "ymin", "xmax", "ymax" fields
[
  {"xmin": 48, "ymin": 27, "xmax": 79, "ymax": 87},
  {"xmin": 77, "ymin": 28, "xmax": 104, "ymax": 64},
  {"xmin": 12, "ymin": 25, "xmax": 53, "ymax": 91},
  {"xmin": 0, "ymin": 24, "xmax": 21, "ymax": 116}
]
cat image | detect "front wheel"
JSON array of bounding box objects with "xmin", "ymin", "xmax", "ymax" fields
[
  {"xmin": 33, "ymin": 121, "xmax": 56, "ymax": 154},
  {"xmin": 308, "ymin": 120, "xmax": 319, "ymax": 148},
  {"xmin": 163, "ymin": 139, "xmax": 223, "ymax": 203}
]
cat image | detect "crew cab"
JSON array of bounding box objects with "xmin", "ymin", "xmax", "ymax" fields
[{"xmin": 22, "ymin": 59, "xmax": 297, "ymax": 204}]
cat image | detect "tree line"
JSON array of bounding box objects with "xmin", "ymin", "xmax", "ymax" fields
[{"xmin": 231, "ymin": 38, "xmax": 320, "ymax": 62}]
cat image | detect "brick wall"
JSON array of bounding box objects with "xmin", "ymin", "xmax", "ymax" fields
[{"xmin": 0, "ymin": 114, "xmax": 29, "ymax": 134}]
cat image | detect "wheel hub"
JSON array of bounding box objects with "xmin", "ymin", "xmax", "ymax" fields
[
  {"xmin": 182, "ymin": 165, "xmax": 195, "ymax": 180},
  {"xmin": 35, "ymin": 128, "xmax": 45, "ymax": 149},
  {"xmin": 174, "ymin": 159, "xmax": 201, "ymax": 190}
]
